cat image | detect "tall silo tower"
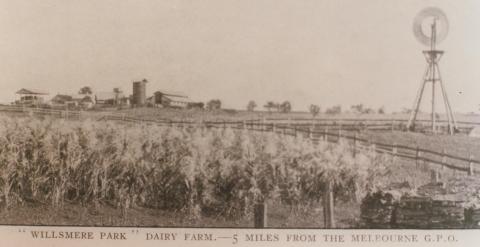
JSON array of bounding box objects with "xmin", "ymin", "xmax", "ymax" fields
[{"xmin": 132, "ymin": 79, "xmax": 148, "ymax": 106}]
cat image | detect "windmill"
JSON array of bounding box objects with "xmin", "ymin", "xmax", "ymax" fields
[{"xmin": 406, "ymin": 7, "xmax": 458, "ymax": 134}]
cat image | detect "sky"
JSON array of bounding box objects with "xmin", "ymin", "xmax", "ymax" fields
[{"xmin": 0, "ymin": 0, "xmax": 480, "ymax": 113}]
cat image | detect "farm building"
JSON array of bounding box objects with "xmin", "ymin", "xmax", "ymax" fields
[
  {"xmin": 149, "ymin": 90, "xmax": 196, "ymax": 108},
  {"xmin": 95, "ymin": 92, "xmax": 129, "ymax": 106},
  {"xmin": 15, "ymin": 88, "xmax": 49, "ymax": 106},
  {"xmin": 50, "ymin": 94, "xmax": 95, "ymax": 109},
  {"xmin": 132, "ymin": 79, "xmax": 148, "ymax": 106}
]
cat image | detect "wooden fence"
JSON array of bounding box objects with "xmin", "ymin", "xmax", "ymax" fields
[
  {"xmin": 102, "ymin": 115, "xmax": 478, "ymax": 228},
  {"xmin": 1, "ymin": 105, "xmax": 477, "ymax": 175},
  {"xmin": 1, "ymin": 105, "xmax": 479, "ymax": 228}
]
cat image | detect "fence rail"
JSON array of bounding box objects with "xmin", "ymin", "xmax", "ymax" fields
[
  {"xmin": 1, "ymin": 105, "xmax": 478, "ymax": 228},
  {"xmin": 98, "ymin": 114, "xmax": 479, "ymax": 176},
  {"xmin": 0, "ymin": 105, "xmax": 478, "ymax": 175}
]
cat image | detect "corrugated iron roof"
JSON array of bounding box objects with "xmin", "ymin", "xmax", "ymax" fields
[
  {"xmin": 154, "ymin": 90, "xmax": 188, "ymax": 98},
  {"xmin": 164, "ymin": 95, "xmax": 194, "ymax": 103},
  {"xmin": 16, "ymin": 88, "xmax": 49, "ymax": 95}
]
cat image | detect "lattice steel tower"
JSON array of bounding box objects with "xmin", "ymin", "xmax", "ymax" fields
[{"xmin": 407, "ymin": 7, "xmax": 458, "ymax": 134}]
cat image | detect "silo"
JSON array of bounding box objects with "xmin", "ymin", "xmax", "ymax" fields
[{"xmin": 132, "ymin": 79, "xmax": 148, "ymax": 106}]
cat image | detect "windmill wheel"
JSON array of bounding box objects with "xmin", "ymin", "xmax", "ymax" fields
[{"xmin": 413, "ymin": 7, "xmax": 449, "ymax": 46}]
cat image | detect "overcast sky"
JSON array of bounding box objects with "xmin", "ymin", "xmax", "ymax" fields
[{"xmin": 1, "ymin": 0, "xmax": 479, "ymax": 113}]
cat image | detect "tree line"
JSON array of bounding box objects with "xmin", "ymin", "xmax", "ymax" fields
[{"xmin": 245, "ymin": 100, "xmax": 386, "ymax": 117}]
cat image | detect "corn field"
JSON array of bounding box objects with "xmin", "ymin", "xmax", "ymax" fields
[{"xmin": 0, "ymin": 116, "xmax": 391, "ymax": 220}]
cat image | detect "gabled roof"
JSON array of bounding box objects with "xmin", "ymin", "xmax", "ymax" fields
[
  {"xmin": 51, "ymin": 94, "xmax": 73, "ymax": 102},
  {"xmin": 71, "ymin": 94, "xmax": 93, "ymax": 100},
  {"xmin": 16, "ymin": 88, "xmax": 49, "ymax": 95},
  {"xmin": 154, "ymin": 90, "xmax": 188, "ymax": 98},
  {"xmin": 163, "ymin": 95, "xmax": 193, "ymax": 103}
]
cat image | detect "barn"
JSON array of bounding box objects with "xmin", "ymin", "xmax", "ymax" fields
[{"xmin": 150, "ymin": 91, "xmax": 193, "ymax": 108}]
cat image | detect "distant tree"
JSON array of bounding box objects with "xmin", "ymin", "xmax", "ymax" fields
[
  {"xmin": 206, "ymin": 99, "xmax": 222, "ymax": 110},
  {"xmin": 325, "ymin": 105, "xmax": 342, "ymax": 115},
  {"xmin": 279, "ymin": 101, "xmax": 292, "ymax": 113},
  {"xmin": 264, "ymin": 101, "xmax": 276, "ymax": 113},
  {"xmin": 401, "ymin": 108, "xmax": 413, "ymax": 114},
  {"xmin": 309, "ymin": 104, "xmax": 320, "ymax": 118},
  {"xmin": 378, "ymin": 106, "xmax": 385, "ymax": 114},
  {"xmin": 247, "ymin": 100, "xmax": 257, "ymax": 112},
  {"xmin": 79, "ymin": 86, "xmax": 92, "ymax": 95},
  {"xmin": 351, "ymin": 104, "xmax": 364, "ymax": 114},
  {"xmin": 363, "ymin": 108, "xmax": 375, "ymax": 114}
]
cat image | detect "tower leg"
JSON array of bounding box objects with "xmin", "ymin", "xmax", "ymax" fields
[
  {"xmin": 431, "ymin": 61, "xmax": 437, "ymax": 133},
  {"xmin": 436, "ymin": 64, "xmax": 458, "ymax": 133},
  {"xmin": 407, "ymin": 65, "xmax": 431, "ymax": 131}
]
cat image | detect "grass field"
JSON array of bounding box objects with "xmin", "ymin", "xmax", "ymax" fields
[{"xmin": 108, "ymin": 107, "xmax": 480, "ymax": 123}]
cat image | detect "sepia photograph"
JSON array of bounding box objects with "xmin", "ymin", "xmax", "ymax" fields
[{"xmin": 1, "ymin": 0, "xmax": 480, "ymax": 232}]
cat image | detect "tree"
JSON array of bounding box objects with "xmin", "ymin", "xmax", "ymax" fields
[
  {"xmin": 363, "ymin": 108, "xmax": 375, "ymax": 114},
  {"xmin": 325, "ymin": 105, "xmax": 342, "ymax": 115},
  {"xmin": 378, "ymin": 106, "xmax": 385, "ymax": 114},
  {"xmin": 351, "ymin": 104, "xmax": 364, "ymax": 114},
  {"xmin": 206, "ymin": 99, "xmax": 222, "ymax": 111},
  {"xmin": 264, "ymin": 101, "xmax": 276, "ymax": 113},
  {"xmin": 79, "ymin": 86, "xmax": 92, "ymax": 95},
  {"xmin": 279, "ymin": 101, "xmax": 292, "ymax": 113},
  {"xmin": 309, "ymin": 104, "xmax": 320, "ymax": 118},
  {"xmin": 247, "ymin": 100, "xmax": 257, "ymax": 112}
]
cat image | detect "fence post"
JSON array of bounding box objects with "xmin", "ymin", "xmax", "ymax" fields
[
  {"xmin": 415, "ymin": 146, "xmax": 420, "ymax": 168},
  {"xmin": 431, "ymin": 170, "xmax": 440, "ymax": 183},
  {"xmin": 272, "ymin": 123, "xmax": 276, "ymax": 133},
  {"xmin": 441, "ymin": 149, "xmax": 446, "ymax": 171},
  {"xmin": 338, "ymin": 124, "xmax": 342, "ymax": 142},
  {"xmin": 223, "ymin": 120, "xmax": 226, "ymax": 129},
  {"xmin": 469, "ymin": 154, "xmax": 474, "ymax": 176},
  {"xmin": 308, "ymin": 126, "xmax": 313, "ymax": 139},
  {"xmin": 294, "ymin": 126, "xmax": 297, "ymax": 137},
  {"xmin": 392, "ymin": 143, "xmax": 398, "ymax": 164},
  {"xmin": 323, "ymin": 181, "xmax": 335, "ymax": 228},
  {"xmin": 282, "ymin": 125, "xmax": 286, "ymax": 136},
  {"xmin": 352, "ymin": 133, "xmax": 357, "ymax": 158},
  {"xmin": 254, "ymin": 203, "xmax": 267, "ymax": 228},
  {"xmin": 336, "ymin": 128, "xmax": 341, "ymax": 143},
  {"xmin": 324, "ymin": 127, "xmax": 328, "ymax": 142},
  {"xmin": 391, "ymin": 119, "xmax": 395, "ymax": 132}
]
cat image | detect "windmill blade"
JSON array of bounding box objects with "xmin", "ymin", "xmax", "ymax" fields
[{"xmin": 413, "ymin": 7, "xmax": 449, "ymax": 46}]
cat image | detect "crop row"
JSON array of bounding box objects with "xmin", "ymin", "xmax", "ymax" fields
[{"xmin": 0, "ymin": 116, "xmax": 390, "ymax": 219}]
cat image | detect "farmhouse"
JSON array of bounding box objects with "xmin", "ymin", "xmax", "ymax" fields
[{"xmin": 15, "ymin": 88, "xmax": 49, "ymax": 106}]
